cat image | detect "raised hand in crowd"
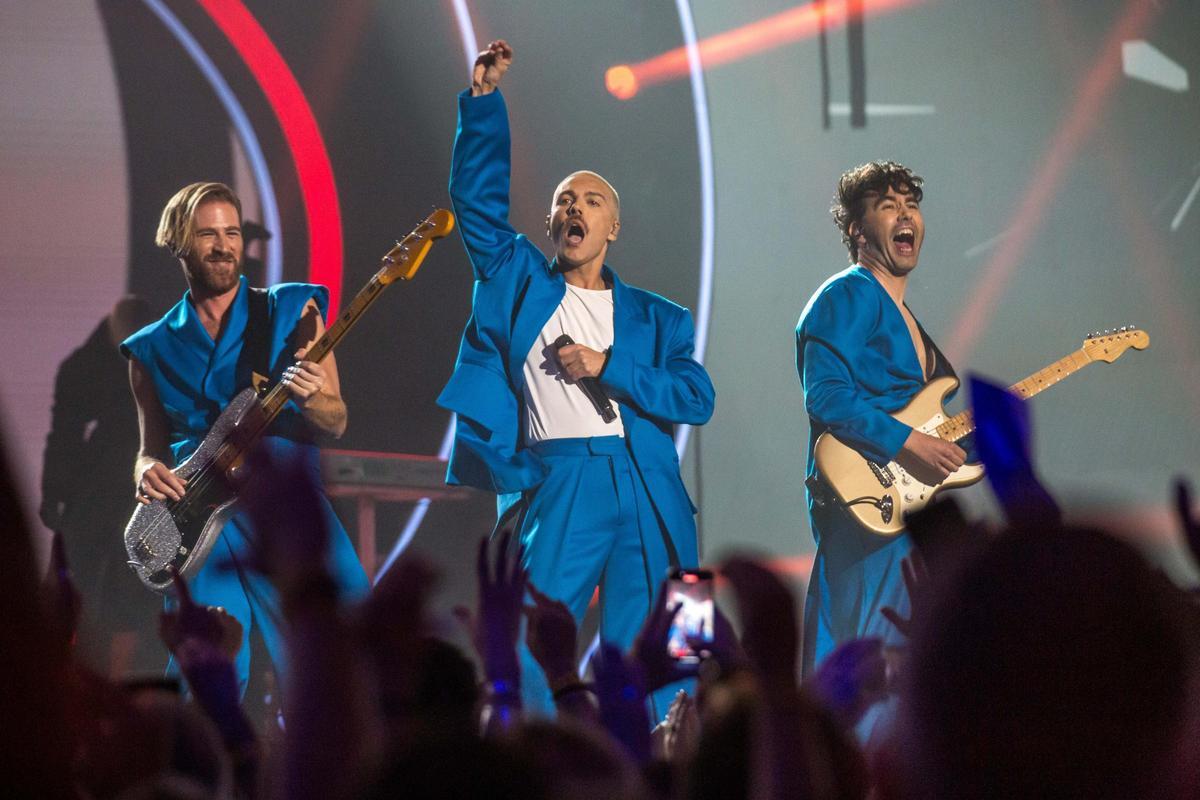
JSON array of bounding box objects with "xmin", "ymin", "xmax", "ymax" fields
[
  {"xmin": 239, "ymin": 446, "xmax": 332, "ymax": 599},
  {"xmin": 804, "ymin": 637, "xmax": 888, "ymax": 732},
  {"xmin": 471, "ymin": 39, "xmax": 513, "ymax": 97},
  {"xmin": 457, "ymin": 530, "xmax": 527, "ymax": 733},
  {"xmin": 239, "ymin": 445, "xmax": 373, "ymax": 800},
  {"xmin": 41, "ymin": 531, "xmax": 82, "ymax": 648},
  {"xmin": 880, "ymin": 552, "xmax": 930, "ymax": 639},
  {"xmin": 652, "ymin": 689, "xmax": 700, "ymax": 763},
  {"xmin": 159, "ymin": 566, "xmax": 242, "ymax": 660},
  {"xmin": 359, "ymin": 554, "xmax": 440, "ymax": 739},
  {"xmin": 159, "ymin": 566, "xmax": 259, "ymax": 797},
  {"xmin": 524, "ymin": 582, "xmax": 598, "ymax": 722},
  {"xmin": 719, "ymin": 557, "xmax": 868, "ymax": 800},
  {"xmin": 631, "ymin": 582, "xmax": 701, "ymax": 694},
  {"xmin": 721, "ymin": 557, "xmax": 799, "ymax": 693},
  {"xmin": 1175, "ymin": 477, "xmax": 1200, "ymax": 569},
  {"xmin": 592, "ymin": 642, "xmax": 652, "ymax": 765}
]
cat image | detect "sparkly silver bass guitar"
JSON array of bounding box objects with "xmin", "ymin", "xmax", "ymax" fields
[{"xmin": 123, "ymin": 209, "xmax": 456, "ymax": 592}]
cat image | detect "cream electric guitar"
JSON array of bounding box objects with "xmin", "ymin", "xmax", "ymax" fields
[{"xmin": 810, "ymin": 327, "xmax": 1149, "ymax": 536}]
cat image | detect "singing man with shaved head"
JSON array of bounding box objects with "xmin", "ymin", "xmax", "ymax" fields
[{"xmin": 438, "ymin": 40, "xmax": 715, "ymax": 717}]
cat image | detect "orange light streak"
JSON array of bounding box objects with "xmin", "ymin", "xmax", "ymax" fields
[
  {"xmin": 605, "ymin": 0, "xmax": 925, "ymax": 100},
  {"xmin": 945, "ymin": 0, "xmax": 1162, "ymax": 366}
]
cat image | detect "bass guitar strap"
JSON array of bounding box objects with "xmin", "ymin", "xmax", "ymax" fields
[{"xmin": 235, "ymin": 286, "xmax": 273, "ymax": 392}]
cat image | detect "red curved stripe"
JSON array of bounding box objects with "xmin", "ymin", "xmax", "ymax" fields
[{"xmin": 197, "ymin": 0, "xmax": 343, "ymax": 314}]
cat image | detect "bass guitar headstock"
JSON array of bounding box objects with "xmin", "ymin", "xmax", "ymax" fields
[
  {"xmin": 1082, "ymin": 326, "xmax": 1149, "ymax": 363},
  {"xmin": 377, "ymin": 208, "xmax": 456, "ymax": 284}
]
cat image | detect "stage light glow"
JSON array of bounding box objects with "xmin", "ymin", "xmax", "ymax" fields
[
  {"xmin": 197, "ymin": 0, "xmax": 345, "ymax": 314},
  {"xmin": 1122, "ymin": 40, "xmax": 1188, "ymax": 92},
  {"xmin": 946, "ymin": 0, "xmax": 1162, "ymax": 365},
  {"xmin": 606, "ymin": 64, "xmax": 639, "ymax": 100},
  {"xmin": 605, "ymin": 0, "xmax": 924, "ymax": 100}
]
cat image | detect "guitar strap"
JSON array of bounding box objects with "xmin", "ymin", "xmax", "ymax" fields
[
  {"xmin": 914, "ymin": 317, "xmax": 957, "ymax": 383},
  {"xmin": 236, "ymin": 286, "xmax": 273, "ymax": 391}
]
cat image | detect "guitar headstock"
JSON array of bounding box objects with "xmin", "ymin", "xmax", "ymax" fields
[
  {"xmin": 1082, "ymin": 326, "xmax": 1149, "ymax": 363},
  {"xmin": 377, "ymin": 208, "xmax": 456, "ymax": 284}
]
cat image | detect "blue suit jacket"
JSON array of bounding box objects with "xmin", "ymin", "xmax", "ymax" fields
[
  {"xmin": 796, "ymin": 264, "xmax": 958, "ymax": 497},
  {"xmin": 437, "ymin": 90, "xmax": 714, "ymax": 552}
]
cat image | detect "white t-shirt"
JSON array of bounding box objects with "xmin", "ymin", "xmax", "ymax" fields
[{"xmin": 522, "ymin": 284, "xmax": 625, "ymax": 444}]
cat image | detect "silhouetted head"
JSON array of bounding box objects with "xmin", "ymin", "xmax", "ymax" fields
[
  {"xmin": 107, "ymin": 295, "xmax": 154, "ymax": 346},
  {"xmin": 898, "ymin": 524, "xmax": 1196, "ymax": 799}
]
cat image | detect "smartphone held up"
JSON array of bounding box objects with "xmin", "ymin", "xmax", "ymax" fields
[{"xmin": 666, "ymin": 568, "xmax": 715, "ymax": 663}]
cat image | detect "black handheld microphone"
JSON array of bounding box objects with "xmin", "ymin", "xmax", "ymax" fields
[{"xmin": 552, "ymin": 334, "xmax": 617, "ymax": 423}]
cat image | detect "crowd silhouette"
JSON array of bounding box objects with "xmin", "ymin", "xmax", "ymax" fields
[{"xmin": 5, "ymin": 374, "xmax": 1199, "ymax": 798}]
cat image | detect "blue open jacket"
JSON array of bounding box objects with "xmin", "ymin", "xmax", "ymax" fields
[{"xmin": 437, "ymin": 90, "xmax": 714, "ymax": 551}]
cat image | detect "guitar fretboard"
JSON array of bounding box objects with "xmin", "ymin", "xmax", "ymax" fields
[
  {"xmin": 935, "ymin": 349, "xmax": 1092, "ymax": 442},
  {"xmin": 259, "ymin": 275, "xmax": 388, "ymax": 418}
]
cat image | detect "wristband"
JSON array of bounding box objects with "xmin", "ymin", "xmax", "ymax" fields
[
  {"xmin": 487, "ymin": 678, "xmax": 521, "ymax": 704},
  {"xmin": 552, "ymin": 681, "xmax": 595, "ymax": 702}
]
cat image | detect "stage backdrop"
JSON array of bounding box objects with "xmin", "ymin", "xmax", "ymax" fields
[{"xmin": 2, "ymin": 0, "xmax": 1198, "ymax": 643}]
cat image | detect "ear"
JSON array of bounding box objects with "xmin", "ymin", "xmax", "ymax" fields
[
  {"xmin": 607, "ymin": 219, "xmax": 621, "ymax": 243},
  {"xmin": 849, "ymin": 222, "xmax": 864, "ymax": 244}
]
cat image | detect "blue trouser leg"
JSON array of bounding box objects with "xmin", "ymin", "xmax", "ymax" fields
[
  {"xmin": 167, "ymin": 498, "xmax": 369, "ymax": 698},
  {"xmin": 802, "ymin": 502, "xmax": 913, "ymax": 676},
  {"xmin": 515, "ymin": 437, "xmax": 691, "ymax": 721},
  {"xmin": 801, "ymin": 506, "xmax": 912, "ymax": 676},
  {"xmin": 517, "ymin": 439, "xmax": 624, "ymax": 716},
  {"xmin": 598, "ymin": 452, "xmax": 683, "ymax": 721},
  {"xmin": 169, "ymin": 529, "xmax": 257, "ymax": 694},
  {"xmin": 801, "ymin": 503, "xmax": 910, "ymax": 747}
]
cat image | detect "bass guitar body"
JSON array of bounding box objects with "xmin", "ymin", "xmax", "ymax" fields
[
  {"xmin": 124, "ymin": 388, "xmax": 260, "ymax": 592},
  {"xmin": 813, "ymin": 377, "xmax": 984, "ymax": 537}
]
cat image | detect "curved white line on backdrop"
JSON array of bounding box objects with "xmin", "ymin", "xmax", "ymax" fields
[
  {"xmin": 376, "ymin": 0, "xmax": 479, "ymax": 582},
  {"xmin": 379, "ymin": 0, "xmax": 717, "ymax": 581},
  {"xmin": 671, "ymin": 0, "xmax": 715, "ymax": 459},
  {"xmin": 141, "ymin": 0, "xmax": 283, "ymax": 285}
]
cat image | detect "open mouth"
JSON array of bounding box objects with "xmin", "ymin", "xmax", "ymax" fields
[
  {"xmin": 565, "ymin": 221, "xmax": 586, "ymax": 246},
  {"xmin": 892, "ymin": 227, "xmax": 916, "ymax": 254}
]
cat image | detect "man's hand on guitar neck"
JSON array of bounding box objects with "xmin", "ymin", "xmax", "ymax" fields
[{"xmin": 898, "ymin": 430, "xmax": 967, "ymax": 486}]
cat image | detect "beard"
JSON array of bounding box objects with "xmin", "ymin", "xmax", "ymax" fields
[{"xmin": 185, "ymin": 254, "xmax": 242, "ymax": 294}]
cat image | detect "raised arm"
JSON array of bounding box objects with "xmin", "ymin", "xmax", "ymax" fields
[
  {"xmin": 449, "ymin": 40, "xmax": 528, "ymax": 282},
  {"xmin": 599, "ymin": 306, "xmax": 715, "ymax": 426}
]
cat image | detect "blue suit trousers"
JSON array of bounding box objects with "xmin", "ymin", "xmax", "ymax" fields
[{"xmin": 515, "ymin": 436, "xmax": 682, "ymax": 720}]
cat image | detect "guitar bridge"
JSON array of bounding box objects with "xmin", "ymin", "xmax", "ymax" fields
[{"xmin": 867, "ymin": 460, "xmax": 895, "ymax": 488}]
